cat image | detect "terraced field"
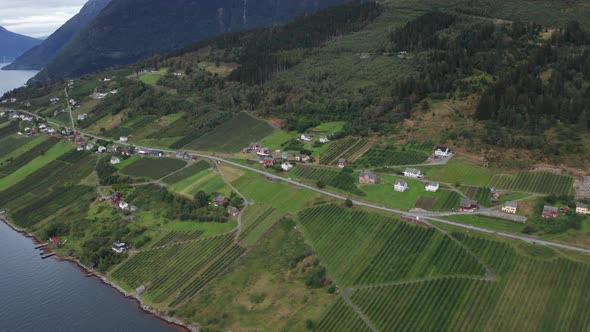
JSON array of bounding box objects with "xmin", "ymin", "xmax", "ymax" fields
[{"xmin": 490, "ymin": 171, "xmax": 574, "ymax": 196}]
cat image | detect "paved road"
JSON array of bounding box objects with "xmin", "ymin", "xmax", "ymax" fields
[{"xmin": 9, "ymin": 110, "xmax": 590, "ymax": 254}]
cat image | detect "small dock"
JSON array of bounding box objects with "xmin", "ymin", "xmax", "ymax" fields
[
  {"xmin": 35, "ymin": 244, "xmax": 48, "ymax": 249},
  {"xmin": 41, "ymin": 253, "xmax": 56, "ymax": 259}
]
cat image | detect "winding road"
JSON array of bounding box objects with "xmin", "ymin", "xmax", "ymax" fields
[{"xmin": 10, "ymin": 109, "xmax": 590, "ymax": 255}]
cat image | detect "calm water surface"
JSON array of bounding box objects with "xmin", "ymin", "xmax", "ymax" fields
[{"xmin": 0, "ymin": 64, "xmax": 178, "ymax": 331}]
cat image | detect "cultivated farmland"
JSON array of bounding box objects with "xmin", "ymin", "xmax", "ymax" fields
[
  {"xmin": 150, "ymin": 231, "xmax": 204, "ymax": 248},
  {"xmin": 185, "ymin": 112, "xmax": 275, "ymax": 153},
  {"xmin": 319, "ymin": 137, "xmax": 373, "ymax": 165},
  {"xmin": 311, "ymin": 211, "xmax": 590, "ymax": 332},
  {"xmin": 298, "ymin": 205, "xmax": 486, "ymax": 287},
  {"xmin": 120, "ymin": 157, "xmax": 187, "ymax": 180},
  {"xmin": 162, "ymin": 160, "xmax": 211, "ymax": 185},
  {"xmin": 111, "ymin": 233, "xmax": 245, "ymax": 306},
  {"xmin": 354, "ymin": 147, "xmax": 429, "ymax": 167},
  {"xmin": 238, "ymin": 204, "xmax": 283, "ymax": 246},
  {"xmin": 293, "ymin": 166, "xmax": 365, "ymax": 195},
  {"xmin": 490, "ymin": 171, "xmax": 574, "ymax": 196}
]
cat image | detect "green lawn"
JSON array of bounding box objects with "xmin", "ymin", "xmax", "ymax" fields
[
  {"xmin": 139, "ymin": 68, "xmax": 168, "ymax": 85},
  {"xmin": 0, "ymin": 140, "xmax": 74, "ymax": 190},
  {"xmin": 313, "ymin": 121, "xmax": 346, "ymax": 133},
  {"xmin": 421, "ymin": 157, "xmax": 494, "ymax": 186},
  {"xmin": 187, "ymin": 173, "xmax": 230, "ymax": 196},
  {"xmin": 259, "ymin": 130, "xmax": 299, "ymax": 151}
]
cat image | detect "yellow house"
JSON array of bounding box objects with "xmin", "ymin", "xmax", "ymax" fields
[
  {"xmin": 501, "ymin": 201, "xmax": 518, "ymax": 214},
  {"xmin": 576, "ymin": 202, "xmax": 589, "ymax": 215}
]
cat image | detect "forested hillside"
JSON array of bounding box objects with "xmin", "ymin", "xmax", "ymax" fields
[
  {"xmin": 4, "ymin": 0, "xmax": 590, "ymax": 166},
  {"xmin": 31, "ymin": 0, "xmax": 351, "ymax": 81}
]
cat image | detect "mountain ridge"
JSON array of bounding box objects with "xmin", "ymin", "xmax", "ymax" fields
[
  {"xmin": 0, "ymin": 26, "xmax": 41, "ymax": 62},
  {"xmin": 2, "ymin": 0, "xmax": 112, "ymax": 71}
]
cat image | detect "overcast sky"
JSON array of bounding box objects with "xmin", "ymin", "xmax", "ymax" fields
[{"xmin": 0, "ymin": 0, "xmax": 87, "ymax": 38}]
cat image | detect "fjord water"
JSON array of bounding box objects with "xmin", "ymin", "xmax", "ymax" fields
[
  {"xmin": 0, "ymin": 66, "xmax": 178, "ymax": 331},
  {"xmin": 0, "ymin": 64, "xmax": 37, "ymax": 95}
]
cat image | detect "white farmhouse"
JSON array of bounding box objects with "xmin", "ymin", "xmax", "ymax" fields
[
  {"xmin": 110, "ymin": 156, "xmax": 121, "ymax": 165},
  {"xmin": 119, "ymin": 136, "xmax": 128, "ymax": 143},
  {"xmin": 301, "ymin": 134, "xmax": 312, "ymax": 142},
  {"xmin": 403, "ymin": 168, "xmax": 423, "ymax": 178},
  {"xmin": 281, "ymin": 162, "xmax": 294, "ymax": 171},
  {"xmin": 434, "ymin": 146, "xmax": 453, "ymax": 158},
  {"xmin": 425, "ymin": 182, "xmax": 439, "ymax": 192},
  {"xmin": 319, "ymin": 136, "xmax": 330, "ymax": 144},
  {"xmin": 394, "ymin": 180, "xmax": 409, "ymax": 192}
]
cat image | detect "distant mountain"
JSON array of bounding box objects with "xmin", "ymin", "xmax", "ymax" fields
[
  {"xmin": 0, "ymin": 26, "xmax": 41, "ymax": 62},
  {"xmin": 3, "ymin": 0, "xmax": 112, "ymax": 71},
  {"xmin": 31, "ymin": 0, "xmax": 351, "ymax": 81}
]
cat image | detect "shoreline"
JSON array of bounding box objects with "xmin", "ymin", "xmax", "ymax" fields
[{"xmin": 0, "ymin": 217, "xmax": 198, "ymax": 332}]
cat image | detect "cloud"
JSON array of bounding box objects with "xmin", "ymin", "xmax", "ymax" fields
[{"xmin": 0, "ymin": 0, "xmax": 87, "ymax": 37}]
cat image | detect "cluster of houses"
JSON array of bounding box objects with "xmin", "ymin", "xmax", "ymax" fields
[
  {"xmin": 243, "ymin": 142, "xmax": 295, "ymax": 171},
  {"xmin": 300, "ymin": 133, "xmax": 330, "ymax": 144},
  {"xmin": 211, "ymin": 193, "xmax": 241, "ymax": 217},
  {"xmin": 100, "ymin": 192, "xmax": 138, "ymax": 212},
  {"xmin": 541, "ymin": 202, "xmax": 590, "ymax": 219}
]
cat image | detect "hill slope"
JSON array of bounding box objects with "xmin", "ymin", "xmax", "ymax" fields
[
  {"xmin": 32, "ymin": 0, "xmax": 351, "ymax": 81},
  {"xmin": 0, "ymin": 26, "xmax": 41, "ymax": 61},
  {"xmin": 2, "ymin": 0, "xmax": 112, "ymax": 71}
]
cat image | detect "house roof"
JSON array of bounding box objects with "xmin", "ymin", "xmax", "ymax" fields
[
  {"xmin": 460, "ymin": 198, "xmax": 478, "ymax": 207},
  {"xmin": 215, "ymin": 195, "xmax": 228, "ymax": 201},
  {"xmin": 405, "ymin": 168, "xmax": 421, "ymax": 174},
  {"xmin": 435, "ymin": 146, "xmax": 449, "ymax": 151},
  {"xmin": 426, "ymin": 182, "xmax": 439, "ymax": 187},
  {"xmin": 505, "ymin": 201, "xmax": 518, "ymax": 208},
  {"xmin": 576, "ymin": 202, "xmax": 588, "ymax": 209},
  {"xmin": 360, "ymin": 170, "xmax": 377, "ymax": 179},
  {"xmin": 395, "ymin": 180, "xmax": 408, "ymax": 186},
  {"xmin": 338, "ymin": 158, "xmax": 347, "ymax": 163},
  {"xmin": 543, "ymin": 205, "xmax": 559, "ymax": 213}
]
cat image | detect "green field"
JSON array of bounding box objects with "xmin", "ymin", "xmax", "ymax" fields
[
  {"xmin": 421, "ymin": 158, "xmax": 494, "ymax": 187},
  {"xmin": 490, "ymin": 171, "xmax": 574, "ymax": 196},
  {"xmin": 174, "ymin": 219, "xmax": 337, "ymax": 332},
  {"xmin": 138, "ymin": 68, "xmax": 168, "ymax": 85},
  {"xmin": 311, "ymin": 208, "xmax": 590, "ymax": 332},
  {"xmin": 292, "ymin": 166, "xmax": 365, "ymax": 196},
  {"xmin": 161, "ymin": 160, "xmax": 211, "ymax": 185},
  {"xmin": 360, "ymin": 175, "xmax": 461, "ymax": 211},
  {"xmin": 238, "ymin": 204, "xmax": 284, "ymax": 246},
  {"xmin": 298, "ymin": 205, "xmax": 486, "ymax": 287},
  {"xmin": 111, "ymin": 232, "xmax": 245, "ymax": 306},
  {"xmin": 354, "ymin": 147, "xmax": 429, "ymax": 167},
  {"xmin": 0, "ymin": 140, "xmax": 74, "ymax": 190},
  {"xmin": 120, "ymin": 157, "xmax": 187, "ymax": 180},
  {"xmin": 0, "ymin": 137, "xmax": 60, "ymax": 178},
  {"xmin": 185, "ymin": 112, "xmax": 276, "ymax": 153}
]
